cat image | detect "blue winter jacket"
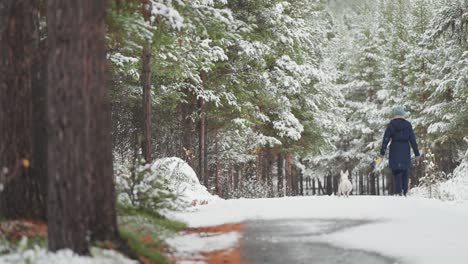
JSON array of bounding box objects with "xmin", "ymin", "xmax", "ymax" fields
[{"xmin": 380, "ymin": 118, "xmax": 420, "ymax": 170}]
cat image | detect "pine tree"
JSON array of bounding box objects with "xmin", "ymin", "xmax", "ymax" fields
[
  {"xmin": 0, "ymin": 0, "xmax": 46, "ymax": 220},
  {"xmin": 47, "ymin": 0, "xmax": 119, "ymax": 253}
]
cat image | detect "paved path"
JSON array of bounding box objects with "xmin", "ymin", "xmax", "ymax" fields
[{"xmin": 242, "ymin": 219, "xmax": 397, "ymax": 264}]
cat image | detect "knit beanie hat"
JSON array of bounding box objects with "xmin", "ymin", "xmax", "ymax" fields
[{"xmin": 392, "ymin": 105, "xmax": 407, "ymax": 117}]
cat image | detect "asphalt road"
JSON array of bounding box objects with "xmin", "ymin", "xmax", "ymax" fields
[{"xmin": 241, "ymin": 219, "xmax": 398, "ymax": 264}]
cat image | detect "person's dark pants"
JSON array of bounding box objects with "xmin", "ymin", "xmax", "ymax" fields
[{"xmin": 392, "ymin": 169, "xmax": 408, "ymax": 195}]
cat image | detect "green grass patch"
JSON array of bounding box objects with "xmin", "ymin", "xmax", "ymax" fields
[
  {"xmin": 151, "ymin": 217, "xmax": 186, "ymax": 232},
  {"xmin": 117, "ymin": 203, "xmax": 186, "ymax": 232},
  {"xmin": 119, "ymin": 228, "xmax": 167, "ymax": 263},
  {"xmin": 117, "ymin": 204, "xmax": 187, "ymax": 263}
]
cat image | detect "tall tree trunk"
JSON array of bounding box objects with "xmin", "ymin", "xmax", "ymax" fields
[
  {"xmin": 299, "ymin": 168, "xmax": 304, "ymax": 196},
  {"xmin": 376, "ymin": 174, "xmax": 380, "ymax": 195},
  {"xmin": 47, "ymin": 0, "xmax": 118, "ymax": 253},
  {"xmin": 381, "ymin": 173, "xmax": 385, "ymax": 195},
  {"xmin": 181, "ymin": 97, "xmax": 194, "ymax": 167},
  {"xmin": 141, "ymin": 44, "xmax": 152, "ymax": 162},
  {"xmin": 256, "ymin": 148, "xmax": 263, "ymax": 182},
  {"xmin": 89, "ymin": 49, "xmax": 119, "ymax": 242},
  {"xmin": 234, "ymin": 165, "xmax": 239, "ymax": 191},
  {"xmin": 291, "ymin": 166, "xmax": 297, "ymax": 196},
  {"xmin": 214, "ymin": 133, "xmax": 219, "ymax": 195},
  {"xmin": 318, "ymin": 179, "xmax": 325, "ymax": 195},
  {"xmin": 198, "ymin": 97, "xmax": 207, "ymax": 186},
  {"xmin": 0, "ymin": 0, "xmax": 46, "ymax": 220},
  {"xmin": 31, "ymin": 38, "xmax": 48, "ymax": 220},
  {"xmin": 141, "ymin": 0, "xmax": 152, "ymax": 163},
  {"xmin": 333, "ymin": 174, "xmax": 339, "ymax": 195},
  {"xmin": 264, "ymin": 147, "xmax": 273, "ymax": 196},
  {"xmin": 326, "ymin": 173, "xmax": 333, "ymax": 195},
  {"xmin": 370, "ymin": 172, "xmax": 376, "ymax": 195},
  {"xmin": 285, "ymin": 151, "xmax": 292, "ymax": 196},
  {"xmin": 277, "ymin": 153, "xmax": 284, "ymax": 197},
  {"xmin": 312, "ymin": 178, "xmax": 316, "ymax": 195},
  {"xmin": 359, "ymin": 174, "xmax": 364, "ymax": 195}
]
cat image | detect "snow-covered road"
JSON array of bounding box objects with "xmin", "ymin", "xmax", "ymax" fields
[
  {"xmin": 243, "ymin": 219, "xmax": 395, "ymax": 264},
  {"xmin": 170, "ymin": 196, "xmax": 468, "ymax": 264}
]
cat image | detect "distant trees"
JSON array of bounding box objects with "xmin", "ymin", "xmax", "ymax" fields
[
  {"xmin": 108, "ymin": 0, "xmax": 346, "ymax": 199},
  {"xmin": 310, "ymin": 0, "xmax": 467, "ymax": 195}
]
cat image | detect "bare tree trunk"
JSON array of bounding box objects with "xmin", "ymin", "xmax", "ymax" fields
[
  {"xmin": 318, "ymin": 179, "xmax": 325, "ymax": 195},
  {"xmin": 333, "ymin": 174, "xmax": 339, "ymax": 195},
  {"xmin": 359, "ymin": 174, "xmax": 364, "ymax": 195},
  {"xmin": 31, "ymin": 38, "xmax": 48, "ymax": 220},
  {"xmin": 214, "ymin": 133, "xmax": 219, "ymax": 195},
  {"xmin": 47, "ymin": 0, "xmax": 92, "ymax": 253},
  {"xmin": 263, "ymin": 146, "xmax": 273, "ymax": 196},
  {"xmin": 234, "ymin": 165, "xmax": 239, "ymax": 191},
  {"xmin": 198, "ymin": 97, "xmax": 207, "ymax": 186},
  {"xmin": 181, "ymin": 97, "xmax": 194, "ymax": 167},
  {"xmin": 299, "ymin": 168, "xmax": 304, "ymax": 196},
  {"xmin": 382, "ymin": 173, "xmax": 386, "ymax": 195},
  {"xmin": 376, "ymin": 174, "xmax": 380, "ymax": 195},
  {"xmin": 0, "ymin": 0, "xmax": 46, "ymax": 220},
  {"xmin": 312, "ymin": 178, "xmax": 316, "ymax": 195},
  {"xmin": 141, "ymin": 0, "xmax": 152, "ymax": 163},
  {"xmin": 277, "ymin": 153, "xmax": 284, "ymax": 197},
  {"xmin": 256, "ymin": 148, "xmax": 263, "ymax": 182},
  {"xmin": 141, "ymin": 44, "xmax": 152, "ymax": 162},
  {"xmin": 285, "ymin": 151, "xmax": 292, "ymax": 196},
  {"xmin": 47, "ymin": 0, "xmax": 119, "ymax": 253},
  {"xmin": 370, "ymin": 172, "xmax": 376, "ymax": 195},
  {"xmin": 89, "ymin": 47, "xmax": 119, "ymax": 242},
  {"xmin": 326, "ymin": 173, "xmax": 333, "ymax": 195}
]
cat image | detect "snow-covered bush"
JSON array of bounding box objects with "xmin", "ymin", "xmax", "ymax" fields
[
  {"xmin": 411, "ymin": 150, "xmax": 468, "ymax": 201},
  {"xmin": 116, "ymin": 158, "xmax": 180, "ymax": 212},
  {"xmin": 116, "ymin": 157, "xmax": 218, "ymax": 212},
  {"xmin": 151, "ymin": 157, "xmax": 219, "ymax": 206}
]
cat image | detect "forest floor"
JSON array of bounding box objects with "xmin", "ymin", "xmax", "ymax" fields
[{"xmin": 169, "ymin": 196, "xmax": 468, "ymax": 264}]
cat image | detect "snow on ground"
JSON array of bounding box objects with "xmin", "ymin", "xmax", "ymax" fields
[
  {"xmin": 166, "ymin": 232, "xmax": 240, "ymax": 258},
  {"xmin": 169, "ymin": 196, "xmax": 468, "ymax": 264},
  {"xmin": 152, "ymin": 157, "xmax": 220, "ymax": 205},
  {"xmin": 0, "ymin": 245, "xmax": 137, "ymax": 264}
]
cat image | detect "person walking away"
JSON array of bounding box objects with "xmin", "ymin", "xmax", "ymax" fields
[{"xmin": 376, "ymin": 106, "xmax": 421, "ymax": 196}]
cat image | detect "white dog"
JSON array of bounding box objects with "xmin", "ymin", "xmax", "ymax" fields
[{"xmin": 338, "ymin": 170, "xmax": 353, "ymax": 197}]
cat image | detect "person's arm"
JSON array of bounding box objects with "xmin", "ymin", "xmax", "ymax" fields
[
  {"xmin": 379, "ymin": 124, "xmax": 393, "ymax": 157},
  {"xmin": 409, "ymin": 124, "xmax": 420, "ymax": 157}
]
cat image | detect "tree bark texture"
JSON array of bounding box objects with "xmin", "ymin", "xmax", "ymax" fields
[
  {"xmin": 285, "ymin": 152, "xmax": 292, "ymax": 196},
  {"xmin": 0, "ymin": 0, "xmax": 46, "ymax": 220},
  {"xmin": 277, "ymin": 153, "xmax": 284, "ymax": 196},
  {"xmin": 141, "ymin": 44, "xmax": 152, "ymax": 163},
  {"xmin": 47, "ymin": 0, "xmax": 118, "ymax": 253},
  {"xmin": 140, "ymin": 0, "xmax": 153, "ymax": 163},
  {"xmin": 198, "ymin": 97, "xmax": 207, "ymax": 186},
  {"xmin": 180, "ymin": 97, "xmax": 194, "ymax": 167}
]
